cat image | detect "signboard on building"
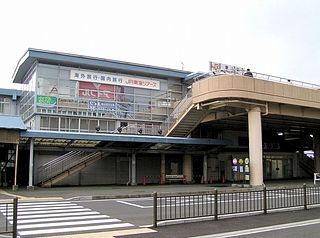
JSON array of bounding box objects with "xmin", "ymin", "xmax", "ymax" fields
[
  {"xmin": 70, "ymin": 69, "xmax": 160, "ymax": 90},
  {"xmin": 209, "ymin": 61, "xmax": 245, "ymax": 75},
  {"xmin": 88, "ymin": 100, "xmax": 116, "ymax": 112},
  {"xmin": 36, "ymin": 95, "xmax": 57, "ymax": 107},
  {"xmin": 79, "ymin": 82, "xmax": 115, "ymax": 100}
]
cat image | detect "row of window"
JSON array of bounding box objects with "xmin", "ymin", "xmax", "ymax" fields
[{"xmin": 39, "ymin": 116, "xmax": 162, "ymax": 135}]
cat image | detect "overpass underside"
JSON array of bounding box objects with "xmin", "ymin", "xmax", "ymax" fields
[{"xmin": 168, "ymin": 75, "xmax": 320, "ymax": 186}]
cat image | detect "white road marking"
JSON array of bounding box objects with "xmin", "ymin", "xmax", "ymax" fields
[
  {"xmin": 9, "ymin": 211, "xmax": 100, "ymax": 220},
  {"xmin": 117, "ymin": 200, "xmax": 147, "ymax": 208},
  {"xmin": 0, "ymin": 201, "xmax": 72, "ymax": 207},
  {"xmin": 0, "ymin": 203, "xmax": 78, "ymax": 210},
  {"xmin": 18, "ymin": 223, "xmax": 134, "ymax": 236},
  {"xmin": 15, "ymin": 214, "xmax": 109, "ymax": 224},
  {"xmin": 139, "ymin": 224, "xmax": 153, "ymax": 228},
  {"xmin": 190, "ymin": 218, "xmax": 320, "ymax": 238},
  {"xmin": 18, "ymin": 218, "xmax": 120, "ymax": 229},
  {"xmin": 0, "ymin": 200, "xmax": 138, "ymax": 237},
  {"xmin": 1, "ymin": 204, "xmax": 82, "ymax": 212},
  {"xmin": 4, "ymin": 208, "xmax": 91, "ymax": 215}
]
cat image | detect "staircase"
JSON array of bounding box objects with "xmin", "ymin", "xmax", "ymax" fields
[
  {"xmin": 165, "ymin": 91, "xmax": 207, "ymax": 137},
  {"xmin": 37, "ymin": 151, "xmax": 107, "ymax": 187},
  {"xmin": 298, "ymin": 155, "xmax": 314, "ymax": 177}
]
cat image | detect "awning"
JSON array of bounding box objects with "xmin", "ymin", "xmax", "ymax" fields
[{"xmin": 0, "ymin": 115, "xmax": 27, "ymax": 130}]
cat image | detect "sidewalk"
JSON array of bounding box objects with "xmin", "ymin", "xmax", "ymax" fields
[{"xmin": 0, "ymin": 179, "xmax": 314, "ymax": 201}]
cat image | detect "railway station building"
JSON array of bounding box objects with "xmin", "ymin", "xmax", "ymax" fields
[{"xmin": 1, "ymin": 49, "xmax": 320, "ymax": 189}]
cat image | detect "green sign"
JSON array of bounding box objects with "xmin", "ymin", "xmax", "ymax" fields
[{"xmin": 36, "ymin": 95, "xmax": 57, "ymax": 107}]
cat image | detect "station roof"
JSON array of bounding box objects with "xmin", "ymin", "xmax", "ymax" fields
[
  {"xmin": 13, "ymin": 49, "xmax": 192, "ymax": 84},
  {"xmin": 0, "ymin": 88, "xmax": 21, "ymax": 100},
  {"xmin": 19, "ymin": 130, "xmax": 231, "ymax": 154},
  {"xmin": 0, "ymin": 115, "xmax": 27, "ymax": 130}
]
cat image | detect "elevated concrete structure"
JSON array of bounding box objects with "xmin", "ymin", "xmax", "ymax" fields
[{"xmin": 167, "ymin": 75, "xmax": 320, "ymax": 186}]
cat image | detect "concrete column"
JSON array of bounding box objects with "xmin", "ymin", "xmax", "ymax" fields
[
  {"xmin": 131, "ymin": 153, "xmax": 137, "ymax": 186},
  {"xmin": 292, "ymin": 152, "xmax": 298, "ymax": 178},
  {"xmin": 12, "ymin": 144, "xmax": 19, "ymax": 191},
  {"xmin": 28, "ymin": 139, "xmax": 35, "ymax": 190},
  {"xmin": 248, "ymin": 107, "xmax": 263, "ymax": 186},
  {"xmin": 160, "ymin": 154, "xmax": 165, "ymax": 184},
  {"xmin": 183, "ymin": 154, "xmax": 192, "ymax": 183},
  {"xmin": 203, "ymin": 154, "xmax": 208, "ymax": 183},
  {"xmin": 314, "ymin": 133, "xmax": 320, "ymax": 173}
]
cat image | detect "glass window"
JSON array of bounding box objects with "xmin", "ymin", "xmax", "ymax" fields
[
  {"xmin": 40, "ymin": 116, "xmax": 49, "ymax": 128},
  {"xmin": 59, "ymin": 69, "xmax": 70, "ymax": 80},
  {"xmin": 99, "ymin": 120, "xmax": 108, "ymax": 131},
  {"xmin": 134, "ymin": 88, "xmax": 151, "ymax": 96},
  {"xmin": 38, "ymin": 65, "xmax": 59, "ymax": 78},
  {"xmin": 37, "ymin": 77, "xmax": 58, "ymax": 96},
  {"xmin": 60, "ymin": 117, "xmax": 69, "ymax": 130},
  {"xmin": 135, "ymin": 96, "xmax": 151, "ymax": 104},
  {"xmin": 108, "ymin": 121, "xmax": 116, "ymax": 131},
  {"xmin": 70, "ymin": 118, "xmax": 79, "ymax": 130},
  {"xmin": 89, "ymin": 119, "xmax": 99, "ymax": 132},
  {"xmin": 80, "ymin": 118, "xmax": 89, "ymax": 132},
  {"xmin": 50, "ymin": 117, "xmax": 59, "ymax": 130}
]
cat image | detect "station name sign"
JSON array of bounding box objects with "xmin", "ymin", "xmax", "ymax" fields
[{"xmin": 70, "ymin": 69, "xmax": 160, "ymax": 90}]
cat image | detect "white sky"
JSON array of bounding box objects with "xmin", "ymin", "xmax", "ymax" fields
[{"xmin": 0, "ymin": 0, "xmax": 319, "ymax": 89}]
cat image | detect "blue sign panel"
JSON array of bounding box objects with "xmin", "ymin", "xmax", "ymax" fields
[{"xmin": 88, "ymin": 101, "xmax": 116, "ymax": 111}]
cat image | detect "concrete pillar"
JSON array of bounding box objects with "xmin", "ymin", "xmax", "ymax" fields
[
  {"xmin": 28, "ymin": 139, "xmax": 35, "ymax": 190},
  {"xmin": 314, "ymin": 133, "xmax": 320, "ymax": 173},
  {"xmin": 248, "ymin": 107, "xmax": 263, "ymax": 186},
  {"xmin": 131, "ymin": 153, "xmax": 137, "ymax": 186},
  {"xmin": 203, "ymin": 154, "xmax": 208, "ymax": 183},
  {"xmin": 160, "ymin": 154, "xmax": 165, "ymax": 184},
  {"xmin": 12, "ymin": 144, "xmax": 19, "ymax": 191},
  {"xmin": 292, "ymin": 152, "xmax": 298, "ymax": 178},
  {"xmin": 183, "ymin": 154, "xmax": 192, "ymax": 183}
]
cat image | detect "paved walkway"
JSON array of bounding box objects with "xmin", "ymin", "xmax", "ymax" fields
[{"xmin": 0, "ymin": 179, "xmax": 314, "ymax": 201}]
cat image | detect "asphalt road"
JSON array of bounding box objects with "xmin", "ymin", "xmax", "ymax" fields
[
  {"xmin": 79, "ymin": 197, "xmax": 320, "ymax": 238},
  {"xmin": 1, "ymin": 195, "xmax": 320, "ymax": 237}
]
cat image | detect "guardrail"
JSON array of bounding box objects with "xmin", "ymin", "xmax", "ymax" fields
[
  {"xmin": 163, "ymin": 91, "xmax": 193, "ymax": 135},
  {"xmin": 153, "ymin": 184, "xmax": 320, "ymax": 227},
  {"xmin": 0, "ymin": 198, "xmax": 18, "ymax": 238},
  {"xmin": 37, "ymin": 151, "xmax": 102, "ymax": 184}
]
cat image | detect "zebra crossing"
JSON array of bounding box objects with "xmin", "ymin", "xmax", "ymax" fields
[{"xmin": 0, "ymin": 200, "xmax": 135, "ymax": 237}]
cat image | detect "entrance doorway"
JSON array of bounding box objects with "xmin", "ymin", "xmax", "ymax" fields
[{"xmin": 193, "ymin": 156, "xmax": 203, "ymax": 183}]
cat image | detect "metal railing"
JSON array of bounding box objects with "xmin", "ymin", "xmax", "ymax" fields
[
  {"xmin": 0, "ymin": 198, "xmax": 18, "ymax": 238},
  {"xmin": 37, "ymin": 151, "xmax": 102, "ymax": 184},
  {"xmin": 163, "ymin": 90, "xmax": 193, "ymax": 134},
  {"xmin": 153, "ymin": 184, "xmax": 320, "ymax": 227}
]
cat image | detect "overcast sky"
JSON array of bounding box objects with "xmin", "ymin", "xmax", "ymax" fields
[{"xmin": 0, "ymin": 0, "xmax": 319, "ymax": 89}]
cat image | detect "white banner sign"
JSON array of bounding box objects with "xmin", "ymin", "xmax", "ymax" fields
[
  {"xmin": 209, "ymin": 61, "xmax": 245, "ymax": 75},
  {"xmin": 70, "ymin": 69, "xmax": 160, "ymax": 90}
]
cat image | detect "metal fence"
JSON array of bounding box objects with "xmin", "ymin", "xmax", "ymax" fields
[
  {"xmin": 0, "ymin": 197, "xmax": 18, "ymax": 238},
  {"xmin": 153, "ymin": 184, "xmax": 320, "ymax": 227}
]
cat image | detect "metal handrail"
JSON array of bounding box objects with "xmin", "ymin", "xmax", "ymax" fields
[
  {"xmin": 37, "ymin": 151, "xmax": 102, "ymax": 183},
  {"xmin": 153, "ymin": 184, "xmax": 315, "ymax": 227},
  {"xmin": 163, "ymin": 90, "xmax": 193, "ymax": 134}
]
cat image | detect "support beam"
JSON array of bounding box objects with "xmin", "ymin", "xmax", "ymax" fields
[
  {"xmin": 12, "ymin": 144, "xmax": 19, "ymax": 191},
  {"xmin": 203, "ymin": 154, "xmax": 208, "ymax": 183},
  {"xmin": 248, "ymin": 107, "xmax": 263, "ymax": 186},
  {"xmin": 28, "ymin": 139, "xmax": 35, "ymax": 190},
  {"xmin": 183, "ymin": 154, "xmax": 192, "ymax": 183},
  {"xmin": 314, "ymin": 133, "xmax": 320, "ymax": 173},
  {"xmin": 131, "ymin": 153, "xmax": 137, "ymax": 186},
  {"xmin": 160, "ymin": 154, "xmax": 165, "ymax": 184}
]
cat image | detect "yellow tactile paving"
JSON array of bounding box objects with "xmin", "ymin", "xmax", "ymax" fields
[
  {"xmin": 42, "ymin": 228, "xmax": 156, "ymax": 237},
  {"xmin": 0, "ymin": 188, "xmax": 28, "ymax": 199},
  {"xmin": 0, "ymin": 189, "xmax": 63, "ymax": 202}
]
